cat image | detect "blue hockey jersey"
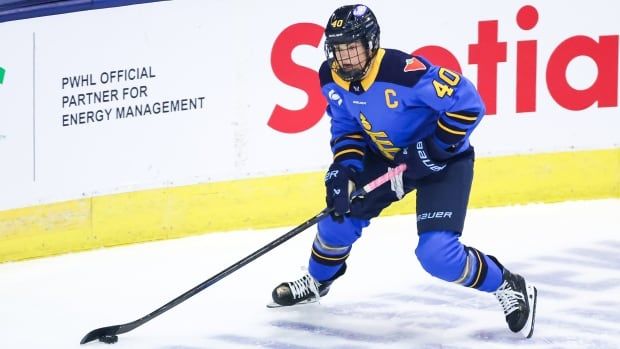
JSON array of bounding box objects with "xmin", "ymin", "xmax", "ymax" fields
[{"xmin": 319, "ymin": 48, "xmax": 485, "ymax": 171}]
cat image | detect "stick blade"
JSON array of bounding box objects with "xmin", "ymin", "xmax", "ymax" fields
[{"xmin": 80, "ymin": 325, "xmax": 120, "ymax": 344}]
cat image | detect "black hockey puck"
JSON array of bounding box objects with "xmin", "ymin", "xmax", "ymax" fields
[{"xmin": 98, "ymin": 335, "xmax": 118, "ymax": 344}]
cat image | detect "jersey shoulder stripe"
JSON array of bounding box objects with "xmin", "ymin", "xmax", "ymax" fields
[{"xmin": 375, "ymin": 49, "xmax": 430, "ymax": 88}]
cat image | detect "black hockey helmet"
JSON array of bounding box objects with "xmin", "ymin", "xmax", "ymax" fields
[{"xmin": 324, "ymin": 4, "xmax": 380, "ymax": 81}]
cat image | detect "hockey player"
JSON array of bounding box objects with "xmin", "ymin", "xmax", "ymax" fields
[{"xmin": 271, "ymin": 4, "xmax": 537, "ymax": 338}]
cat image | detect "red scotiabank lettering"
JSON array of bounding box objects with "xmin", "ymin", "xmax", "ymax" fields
[
  {"xmin": 468, "ymin": 20, "xmax": 508, "ymax": 115},
  {"xmin": 269, "ymin": 23, "xmax": 326, "ymax": 133},
  {"xmin": 269, "ymin": 5, "xmax": 619, "ymax": 133},
  {"xmin": 547, "ymin": 35, "xmax": 618, "ymax": 111}
]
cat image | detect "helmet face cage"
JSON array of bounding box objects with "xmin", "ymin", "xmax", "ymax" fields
[{"xmin": 324, "ymin": 5, "xmax": 380, "ymax": 82}]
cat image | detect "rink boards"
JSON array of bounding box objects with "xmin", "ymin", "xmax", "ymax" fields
[
  {"xmin": 1, "ymin": 148, "xmax": 618, "ymax": 262},
  {"xmin": 0, "ymin": 1, "xmax": 618, "ymax": 262}
]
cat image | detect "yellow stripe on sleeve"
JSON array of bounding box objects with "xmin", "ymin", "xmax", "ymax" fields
[
  {"xmin": 334, "ymin": 148, "xmax": 365, "ymax": 160},
  {"xmin": 446, "ymin": 112, "xmax": 478, "ymax": 121},
  {"xmin": 345, "ymin": 134, "xmax": 364, "ymax": 140},
  {"xmin": 437, "ymin": 120, "xmax": 467, "ymax": 135}
]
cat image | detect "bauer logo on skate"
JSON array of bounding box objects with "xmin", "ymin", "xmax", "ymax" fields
[{"xmin": 269, "ymin": 4, "xmax": 619, "ymax": 133}]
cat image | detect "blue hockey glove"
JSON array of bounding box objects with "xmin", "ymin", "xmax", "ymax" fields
[
  {"xmin": 325, "ymin": 163, "xmax": 358, "ymax": 220},
  {"xmin": 394, "ymin": 138, "xmax": 452, "ymax": 180}
]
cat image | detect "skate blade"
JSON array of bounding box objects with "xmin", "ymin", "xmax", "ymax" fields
[
  {"xmin": 519, "ymin": 284, "xmax": 538, "ymax": 338},
  {"xmin": 266, "ymin": 298, "xmax": 320, "ymax": 308}
]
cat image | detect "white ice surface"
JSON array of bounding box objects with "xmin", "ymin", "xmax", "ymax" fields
[{"xmin": 1, "ymin": 199, "xmax": 619, "ymax": 349}]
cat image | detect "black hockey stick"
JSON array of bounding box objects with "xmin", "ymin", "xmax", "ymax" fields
[{"xmin": 80, "ymin": 163, "xmax": 407, "ymax": 344}]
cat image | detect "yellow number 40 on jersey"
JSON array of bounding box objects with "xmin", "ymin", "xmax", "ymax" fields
[{"xmin": 433, "ymin": 68, "xmax": 461, "ymax": 98}]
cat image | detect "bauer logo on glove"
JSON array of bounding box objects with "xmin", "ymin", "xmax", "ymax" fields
[{"xmin": 324, "ymin": 163, "xmax": 358, "ymax": 218}]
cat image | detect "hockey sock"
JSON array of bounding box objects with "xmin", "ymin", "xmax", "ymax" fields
[
  {"xmin": 456, "ymin": 247, "xmax": 503, "ymax": 292},
  {"xmin": 309, "ymin": 234, "xmax": 351, "ymax": 281},
  {"xmin": 416, "ymin": 231, "xmax": 502, "ymax": 292},
  {"xmin": 308, "ymin": 215, "xmax": 368, "ymax": 282}
]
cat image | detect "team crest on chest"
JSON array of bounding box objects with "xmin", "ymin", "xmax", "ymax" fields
[{"xmin": 403, "ymin": 57, "xmax": 426, "ymax": 72}]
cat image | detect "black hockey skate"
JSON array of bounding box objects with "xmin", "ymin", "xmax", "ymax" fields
[
  {"xmin": 268, "ymin": 264, "xmax": 346, "ymax": 308},
  {"xmin": 494, "ymin": 269, "xmax": 538, "ymax": 338}
]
